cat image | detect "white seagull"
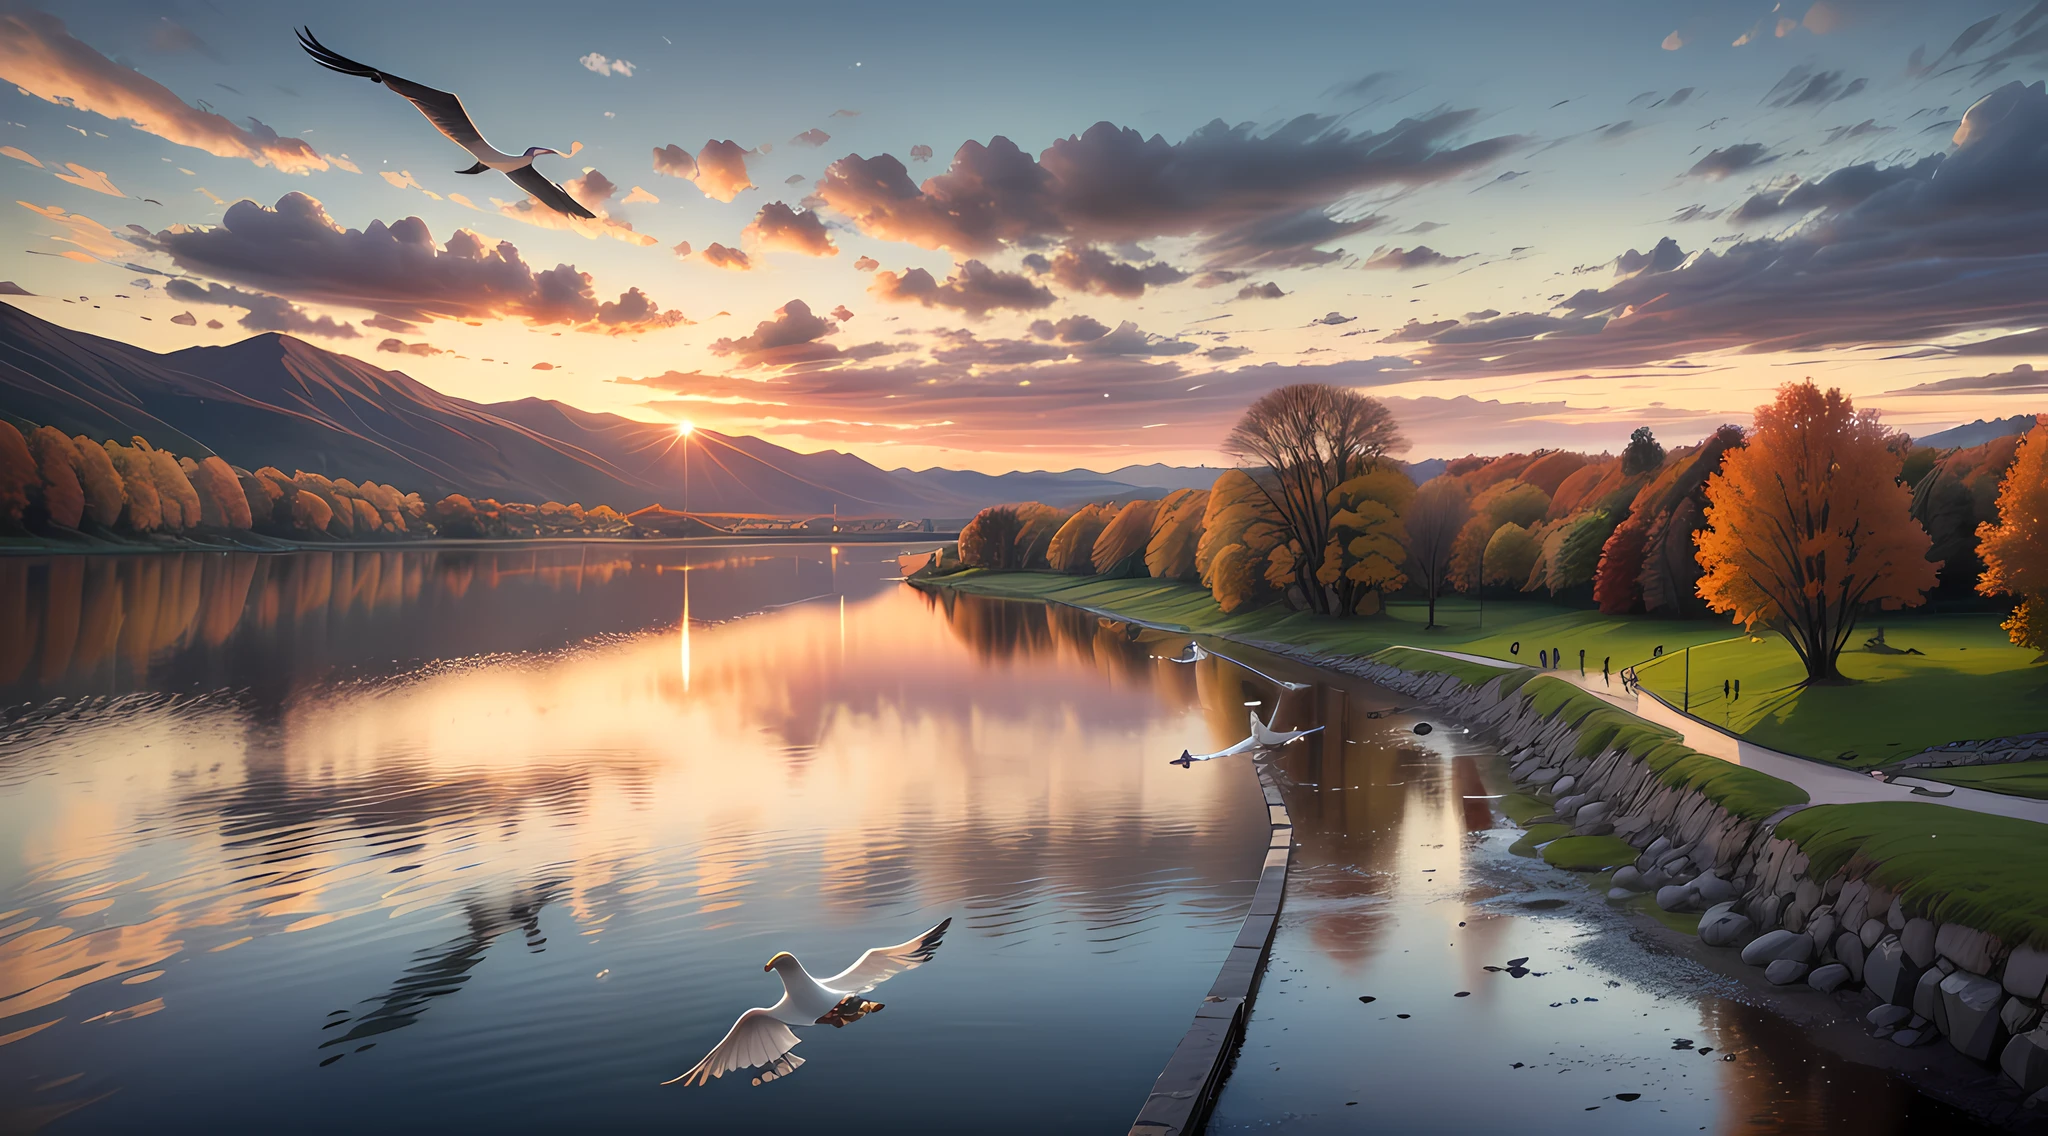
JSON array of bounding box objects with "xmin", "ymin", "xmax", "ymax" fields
[
  {"xmin": 1162, "ymin": 642, "xmax": 1311, "ymax": 692},
  {"xmin": 296, "ymin": 28, "xmax": 596, "ymax": 219},
  {"xmin": 1172, "ymin": 710, "xmax": 1322, "ymax": 766},
  {"xmin": 666, "ymin": 918, "xmax": 952, "ymax": 1087}
]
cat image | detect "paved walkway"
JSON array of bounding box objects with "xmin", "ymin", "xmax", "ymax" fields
[{"xmin": 1398, "ymin": 647, "xmax": 2048, "ymax": 826}]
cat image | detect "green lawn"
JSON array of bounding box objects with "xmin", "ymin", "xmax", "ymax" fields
[
  {"xmin": 1631, "ymin": 618, "xmax": 2048, "ymax": 769},
  {"xmin": 1778, "ymin": 803, "xmax": 2048, "ymax": 948},
  {"xmin": 921, "ymin": 571, "xmax": 2046, "ymax": 780},
  {"xmin": 1910, "ymin": 764, "xmax": 2048, "ymax": 801}
]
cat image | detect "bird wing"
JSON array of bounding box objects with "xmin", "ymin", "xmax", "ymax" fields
[
  {"xmin": 821, "ymin": 918, "xmax": 952, "ymax": 994},
  {"xmin": 506, "ymin": 164, "xmax": 599, "ymax": 220},
  {"xmin": 662, "ymin": 1008, "xmax": 803, "ymax": 1087},
  {"xmin": 1250, "ymin": 710, "xmax": 1322, "ymax": 747},
  {"xmin": 1180, "ymin": 735, "xmax": 1259, "ymax": 762},
  {"xmin": 296, "ymin": 28, "xmax": 489, "ymax": 152}
]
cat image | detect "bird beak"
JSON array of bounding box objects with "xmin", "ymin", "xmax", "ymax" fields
[{"xmin": 763, "ymin": 961, "xmax": 773, "ymax": 972}]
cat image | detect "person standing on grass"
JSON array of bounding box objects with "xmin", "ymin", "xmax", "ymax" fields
[{"xmin": 1579, "ymin": 649, "xmax": 1585, "ymax": 674}]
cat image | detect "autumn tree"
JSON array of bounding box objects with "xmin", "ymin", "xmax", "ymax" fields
[
  {"xmin": 27, "ymin": 426, "xmax": 84, "ymax": 528},
  {"xmin": 103, "ymin": 443, "xmax": 161, "ymax": 531},
  {"xmin": 0, "ymin": 421, "xmax": 32, "ymax": 529},
  {"xmin": 1048, "ymin": 503, "xmax": 1118, "ymax": 573},
  {"xmin": 1912, "ymin": 434, "xmax": 2024, "ymax": 594},
  {"xmin": 291, "ymin": 489, "xmax": 334, "ymax": 534},
  {"xmin": 1222, "ymin": 384, "xmax": 1408, "ymax": 614},
  {"xmin": 1317, "ymin": 469, "xmax": 1413, "ymax": 615},
  {"xmin": 1594, "ymin": 514, "xmax": 1650, "ymax": 614},
  {"xmin": 1092, "ymin": 498, "xmax": 1160, "ymax": 576},
  {"xmin": 147, "ymin": 446, "xmax": 200, "ymax": 532},
  {"xmin": 1547, "ymin": 508, "xmax": 1616, "ymax": 595},
  {"xmin": 1977, "ymin": 417, "xmax": 2048, "ymax": 657},
  {"xmin": 1013, "ymin": 503, "xmax": 1070, "ymax": 569},
  {"xmin": 1197, "ymin": 470, "xmax": 1286, "ymax": 610},
  {"xmin": 1403, "ymin": 476, "xmax": 1470, "ymax": 628},
  {"xmin": 1145, "ymin": 489, "xmax": 1210, "ymax": 580},
  {"xmin": 960, "ymin": 505, "xmax": 1028, "ymax": 569},
  {"xmin": 69, "ymin": 436, "xmax": 126, "ymax": 528},
  {"xmin": 1483, "ymin": 523, "xmax": 1540, "ymax": 589},
  {"xmin": 1696, "ymin": 383, "xmax": 1938, "ymax": 683},
  {"xmin": 1448, "ymin": 481, "xmax": 1550, "ymax": 592}
]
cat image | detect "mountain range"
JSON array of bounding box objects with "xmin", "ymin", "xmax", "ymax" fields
[{"xmin": 0, "ymin": 302, "xmax": 1224, "ymax": 518}]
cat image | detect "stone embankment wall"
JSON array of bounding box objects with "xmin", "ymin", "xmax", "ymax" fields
[{"xmin": 1343, "ymin": 652, "xmax": 2048, "ymax": 1111}]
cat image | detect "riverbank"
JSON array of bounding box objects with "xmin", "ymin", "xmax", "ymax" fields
[
  {"xmin": 0, "ymin": 530, "xmax": 960, "ymax": 556},
  {"xmin": 914, "ymin": 571, "xmax": 2048, "ymax": 1129},
  {"xmin": 919, "ymin": 569, "xmax": 2045, "ymax": 790}
]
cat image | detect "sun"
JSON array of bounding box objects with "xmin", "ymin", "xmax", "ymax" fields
[{"xmin": 677, "ymin": 421, "xmax": 695, "ymax": 437}]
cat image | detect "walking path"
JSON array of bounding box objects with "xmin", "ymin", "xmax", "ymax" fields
[{"xmin": 1401, "ymin": 647, "xmax": 2048, "ymax": 825}]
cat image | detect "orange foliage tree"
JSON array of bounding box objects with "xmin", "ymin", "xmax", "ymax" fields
[
  {"xmin": 1696, "ymin": 383, "xmax": 1938, "ymax": 683},
  {"xmin": 27, "ymin": 426, "xmax": 85, "ymax": 528},
  {"xmin": 69, "ymin": 436, "xmax": 126, "ymax": 527},
  {"xmin": 1092, "ymin": 498, "xmax": 1160, "ymax": 576},
  {"xmin": 1145, "ymin": 489, "xmax": 1209, "ymax": 580},
  {"xmin": 0, "ymin": 421, "xmax": 38, "ymax": 528},
  {"xmin": 1977, "ymin": 417, "xmax": 2048, "ymax": 657},
  {"xmin": 959, "ymin": 505, "xmax": 1028, "ymax": 569},
  {"xmin": 1048, "ymin": 503, "xmax": 1118, "ymax": 574},
  {"xmin": 1197, "ymin": 470, "xmax": 1285, "ymax": 611}
]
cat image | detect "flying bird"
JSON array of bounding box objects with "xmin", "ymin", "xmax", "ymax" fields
[
  {"xmin": 1172, "ymin": 709, "xmax": 1321, "ymax": 766},
  {"xmin": 667, "ymin": 919, "xmax": 952, "ymax": 1087},
  {"xmin": 295, "ymin": 28, "xmax": 595, "ymax": 219},
  {"xmin": 1162, "ymin": 641, "xmax": 1310, "ymax": 691}
]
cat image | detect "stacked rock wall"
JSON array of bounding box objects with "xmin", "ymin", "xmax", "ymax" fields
[{"xmin": 1331, "ymin": 651, "xmax": 2048, "ymax": 1107}]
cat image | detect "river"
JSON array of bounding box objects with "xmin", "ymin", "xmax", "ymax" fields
[{"xmin": 0, "ymin": 549, "xmax": 1989, "ymax": 1133}]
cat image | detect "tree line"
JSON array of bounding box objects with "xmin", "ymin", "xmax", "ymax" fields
[
  {"xmin": 0, "ymin": 419, "xmax": 633, "ymax": 543},
  {"xmin": 953, "ymin": 382, "xmax": 2048, "ymax": 683}
]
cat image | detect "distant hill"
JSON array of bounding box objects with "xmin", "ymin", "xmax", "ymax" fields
[
  {"xmin": 1916, "ymin": 415, "xmax": 2041, "ymax": 451},
  {"xmin": 1, "ymin": 302, "xmax": 1326, "ymax": 516}
]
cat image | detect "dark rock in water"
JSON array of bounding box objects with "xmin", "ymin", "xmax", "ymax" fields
[
  {"xmin": 1671, "ymin": 1038, "xmax": 1695, "ymax": 1050},
  {"xmin": 1455, "ymin": 991, "xmax": 1471, "ymax": 997},
  {"xmin": 1414, "ymin": 722, "xmax": 1434, "ymax": 735},
  {"xmin": 1396, "ymin": 1013, "xmax": 1411, "ymax": 1019},
  {"xmin": 1507, "ymin": 957, "xmax": 1529, "ymax": 967},
  {"xmin": 1616, "ymin": 1093, "xmax": 1641, "ymax": 1102},
  {"xmin": 1507, "ymin": 966, "xmax": 1531, "ymax": 978},
  {"xmin": 1358, "ymin": 996, "xmax": 1376, "ymax": 1003}
]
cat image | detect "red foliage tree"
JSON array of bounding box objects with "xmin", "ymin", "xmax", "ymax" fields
[{"xmin": 1593, "ymin": 515, "xmax": 1649, "ymax": 614}]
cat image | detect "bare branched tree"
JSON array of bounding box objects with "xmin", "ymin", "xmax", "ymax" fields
[
  {"xmin": 1223, "ymin": 384, "xmax": 1408, "ymax": 614},
  {"xmin": 1404, "ymin": 476, "xmax": 1470, "ymax": 629}
]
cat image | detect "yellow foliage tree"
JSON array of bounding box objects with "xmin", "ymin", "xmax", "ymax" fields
[
  {"xmin": 1977, "ymin": 417, "xmax": 2048, "ymax": 656},
  {"xmin": 1198, "ymin": 471, "xmax": 1285, "ymax": 608},
  {"xmin": 104, "ymin": 442, "xmax": 161, "ymax": 531},
  {"xmin": 1482, "ymin": 522, "xmax": 1540, "ymax": 587},
  {"xmin": 1048, "ymin": 503, "xmax": 1118, "ymax": 574},
  {"xmin": 1318, "ymin": 498, "xmax": 1407, "ymax": 614},
  {"xmin": 1696, "ymin": 383, "xmax": 1938, "ymax": 683},
  {"xmin": 1145, "ymin": 488, "xmax": 1210, "ymax": 580}
]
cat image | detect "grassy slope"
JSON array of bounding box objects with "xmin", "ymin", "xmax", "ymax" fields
[
  {"xmin": 1631, "ymin": 618, "xmax": 2048, "ymax": 769},
  {"xmin": 928, "ymin": 572, "xmax": 2045, "ymax": 770},
  {"xmin": 1778, "ymin": 803, "xmax": 2048, "ymax": 947}
]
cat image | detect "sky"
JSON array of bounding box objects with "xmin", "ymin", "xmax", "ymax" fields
[{"xmin": 4, "ymin": 0, "xmax": 2048, "ymax": 473}]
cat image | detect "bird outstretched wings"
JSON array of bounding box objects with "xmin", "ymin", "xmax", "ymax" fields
[
  {"xmin": 506, "ymin": 165, "xmax": 597, "ymax": 220},
  {"xmin": 663, "ymin": 1009, "xmax": 803, "ymax": 1087},
  {"xmin": 823, "ymin": 918, "xmax": 953, "ymax": 994}
]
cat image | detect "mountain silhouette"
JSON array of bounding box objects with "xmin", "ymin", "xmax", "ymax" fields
[{"xmin": 0, "ymin": 302, "xmax": 1218, "ymax": 516}]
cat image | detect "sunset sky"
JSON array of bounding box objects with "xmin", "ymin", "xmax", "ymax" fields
[{"xmin": 5, "ymin": 0, "xmax": 2048, "ymax": 472}]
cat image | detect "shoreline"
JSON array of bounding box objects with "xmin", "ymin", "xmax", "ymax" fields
[
  {"xmin": 913, "ymin": 573, "xmax": 2048, "ymax": 1132},
  {"xmin": 0, "ymin": 531, "xmax": 961, "ymax": 557}
]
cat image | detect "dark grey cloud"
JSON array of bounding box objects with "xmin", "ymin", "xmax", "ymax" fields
[
  {"xmin": 813, "ymin": 112, "xmax": 1519, "ymax": 270},
  {"xmin": 1397, "ymin": 81, "xmax": 2048, "ymax": 378},
  {"xmin": 1029, "ymin": 315, "xmax": 1111, "ymax": 343},
  {"xmin": 790, "ymin": 128, "xmax": 831, "ymax": 148},
  {"xmin": 165, "ymin": 278, "xmax": 361, "ymax": 338},
  {"xmin": 1311, "ymin": 312, "xmax": 1355, "ymax": 326},
  {"xmin": 376, "ymin": 338, "xmax": 443, "ymax": 356},
  {"xmin": 140, "ymin": 192, "xmax": 685, "ymax": 333},
  {"xmin": 1687, "ymin": 142, "xmax": 1776, "ymax": 179},
  {"xmin": 868, "ymin": 260, "xmax": 1054, "ymax": 315},
  {"xmin": 1823, "ymin": 119, "xmax": 1892, "ymax": 146},
  {"xmin": 1763, "ymin": 66, "xmax": 1865, "ymax": 109},
  {"xmin": 1235, "ymin": 281, "xmax": 1286, "ymax": 299},
  {"xmin": 909, "ymin": 144, "xmax": 934, "ymax": 162},
  {"xmin": 1022, "ymin": 244, "xmax": 1187, "ymax": 297},
  {"xmin": 709, "ymin": 299, "xmax": 838, "ymax": 367},
  {"xmin": 1729, "ymin": 154, "xmax": 1940, "ymax": 225}
]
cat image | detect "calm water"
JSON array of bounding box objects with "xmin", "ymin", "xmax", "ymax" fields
[{"xmin": 0, "ymin": 548, "xmax": 1987, "ymax": 1134}]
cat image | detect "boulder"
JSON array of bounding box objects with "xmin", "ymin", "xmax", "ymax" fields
[
  {"xmin": 1866, "ymin": 938, "xmax": 1923, "ymax": 1006},
  {"xmin": 1915, "ymin": 967, "xmax": 1950, "ymax": 1033},
  {"xmin": 2009, "ymin": 1028, "xmax": 2048, "ymax": 1096},
  {"xmin": 1701, "ymin": 907, "xmax": 1755, "ymax": 948},
  {"xmin": 1610, "ymin": 866, "xmax": 1647, "ymax": 892},
  {"xmin": 1574, "ymin": 818, "xmax": 1616, "ymax": 838},
  {"xmin": 1941, "ymin": 970, "xmax": 2008, "ymax": 1061},
  {"xmin": 1552, "ymin": 775, "xmax": 1577, "ymax": 796},
  {"xmin": 1807, "ymin": 909, "xmax": 1838, "ymax": 952},
  {"xmin": 1937, "ymin": 923, "xmax": 2002, "ymax": 976},
  {"xmin": 1893, "ymin": 1028, "xmax": 1925, "ymax": 1047},
  {"xmin": 1528, "ymin": 767, "xmax": 1561, "ymax": 785},
  {"xmin": 1644, "ymin": 835, "xmax": 1672, "ymax": 861},
  {"xmin": 2008, "ymin": 946, "xmax": 2048, "ymax": 1001},
  {"xmin": 1759, "ymin": 894, "xmax": 1783, "ymax": 931},
  {"xmin": 1809, "ymin": 963, "xmax": 1852, "ymax": 993},
  {"xmin": 1859, "ymin": 918, "xmax": 1886, "ymax": 950},
  {"xmin": 1903, "ymin": 918, "xmax": 1938, "ymax": 968},
  {"xmin": 1835, "ymin": 932, "xmax": 1867, "ymax": 983},
  {"xmin": 1553, "ymin": 793, "xmax": 1589, "ymax": 819},
  {"xmin": 1868, "ymin": 1004, "xmax": 1913, "ymax": 1029},
  {"xmin": 1641, "ymin": 866, "xmax": 1673, "ymax": 890},
  {"xmin": 1888, "ymin": 897, "xmax": 1907, "ymax": 932},
  {"xmin": 1607, "ymin": 887, "xmax": 1635, "ymax": 900},
  {"xmin": 2005, "ymin": 998, "xmax": 2043, "ymax": 1037},
  {"xmin": 1692, "ymin": 872, "xmax": 1736, "ymax": 906},
  {"xmin": 1742, "ymin": 930, "xmax": 1815, "ymax": 967},
  {"xmin": 1657, "ymin": 884, "xmax": 1699, "ymax": 912},
  {"xmin": 1766, "ymin": 958, "xmax": 1811, "ymax": 985}
]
